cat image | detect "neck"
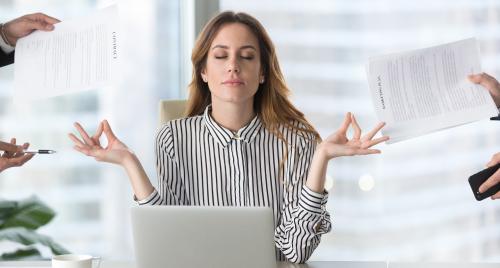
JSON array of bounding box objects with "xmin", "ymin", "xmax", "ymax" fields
[{"xmin": 210, "ymin": 99, "xmax": 255, "ymax": 132}]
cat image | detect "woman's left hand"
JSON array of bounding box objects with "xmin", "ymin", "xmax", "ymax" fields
[{"xmin": 317, "ymin": 112, "xmax": 389, "ymax": 160}]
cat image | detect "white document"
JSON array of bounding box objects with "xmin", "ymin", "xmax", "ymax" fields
[
  {"xmin": 14, "ymin": 6, "xmax": 119, "ymax": 100},
  {"xmin": 366, "ymin": 38, "xmax": 498, "ymax": 143}
]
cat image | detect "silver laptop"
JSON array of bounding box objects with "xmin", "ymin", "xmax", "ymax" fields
[{"xmin": 131, "ymin": 206, "xmax": 277, "ymax": 268}]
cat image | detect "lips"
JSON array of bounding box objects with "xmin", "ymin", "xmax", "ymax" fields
[{"xmin": 222, "ymin": 79, "xmax": 245, "ymax": 86}]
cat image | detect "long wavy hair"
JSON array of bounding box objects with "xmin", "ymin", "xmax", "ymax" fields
[
  {"xmin": 187, "ymin": 11, "xmax": 320, "ymax": 139},
  {"xmin": 186, "ymin": 11, "xmax": 321, "ymax": 177}
]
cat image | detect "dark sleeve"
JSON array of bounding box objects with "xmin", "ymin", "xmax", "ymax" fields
[
  {"xmin": 0, "ymin": 49, "xmax": 14, "ymax": 67},
  {"xmin": 491, "ymin": 107, "xmax": 500, "ymax": 121}
]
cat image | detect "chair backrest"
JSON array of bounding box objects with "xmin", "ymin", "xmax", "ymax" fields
[{"xmin": 158, "ymin": 99, "xmax": 187, "ymax": 126}]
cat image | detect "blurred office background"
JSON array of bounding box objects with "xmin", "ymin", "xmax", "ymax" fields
[{"xmin": 0, "ymin": 0, "xmax": 499, "ymax": 262}]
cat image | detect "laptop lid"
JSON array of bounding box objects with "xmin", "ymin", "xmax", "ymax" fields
[{"xmin": 131, "ymin": 206, "xmax": 277, "ymax": 268}]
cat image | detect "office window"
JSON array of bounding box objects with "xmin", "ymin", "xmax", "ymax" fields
[
  {"xmin": 0, "ymin": 0, "xmax": 185, "ymax": 260},
  {"xmin": 221, "ymin": 0, "xmax": 500, "ymax": 261},
  {"xmin": 1, "ymin": 0, "xmax": 499, "ymax": 262}
]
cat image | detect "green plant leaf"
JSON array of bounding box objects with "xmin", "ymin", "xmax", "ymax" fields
[
  {"xmin": 0, "ymin": 247, "xmax": 42, "ymax": 261},
  {"xmin": 0, "ymin": 200, "xmax": 17, "ymax": 225},
  {"xmin": 0, "ymin": 227, "xmax": 70, "ymax": 255},
  {"xmin": 0, "ymin": 196, "xmax": 55, "ymax": 230}
]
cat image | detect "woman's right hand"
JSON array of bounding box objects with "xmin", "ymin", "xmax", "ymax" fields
[{"xmin": 68, "ymin": 120, "xmax": 133, "ymax": 165}]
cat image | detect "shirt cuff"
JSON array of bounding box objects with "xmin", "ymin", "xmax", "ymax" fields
[
  {"xmin": 298, "ymin": 185, "xmax": 329, "ymax": 215},
  {"xmin": 134, "ymin": 189, "xmax": 159, "ymax": 205},
  {"xmin": 0, "ymin": 26, "xmax": 14, "ymax": 53},
  {"xmin": 491, "ymin": 108, "xmax": 500, "ymax": 121}
]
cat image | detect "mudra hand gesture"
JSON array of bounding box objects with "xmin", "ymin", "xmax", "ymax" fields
[
  {"xmin": 317, "ymin": 112, "xmax": 389, "ymax": 160},
  {"xmin": 68, "ymin": 120, "xmax": 133, "ymax": 165}
]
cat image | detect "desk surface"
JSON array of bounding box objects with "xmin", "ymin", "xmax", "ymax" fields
[{"xmin": 0, "ymin": 261, "xmax": 499, "ymax": 268}]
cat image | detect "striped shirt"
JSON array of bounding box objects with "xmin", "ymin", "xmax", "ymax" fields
[{"xmin": 138, "ymin": 105, "xmax": 332, "ymax": 263}]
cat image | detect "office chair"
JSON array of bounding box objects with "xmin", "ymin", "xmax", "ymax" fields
[{"xmin": 158, "ymin": 99, "xmax": 187, "ymax": 126}]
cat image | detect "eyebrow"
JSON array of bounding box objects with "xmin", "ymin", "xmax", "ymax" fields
[{"xmin": 211, "ymin": 45, "xmax": 257, "ymax": 51}]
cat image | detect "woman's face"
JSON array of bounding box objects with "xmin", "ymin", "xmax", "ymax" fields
[{"xmin": 202, "ymin": 23, "xmax": 264, "ymax": 105}]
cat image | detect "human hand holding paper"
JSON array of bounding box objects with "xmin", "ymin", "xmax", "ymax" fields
[
  {"xmin": 2, "ymin": 13, "xmax": 60, "ymax": 46},
  {"xmin": 468, "ymin": 72, "xmax": 500, "ymax": 108},
  {"xmin": 366, "ymin": 38, "xmax": 498, "ymax": 143},
  {"xmin": 14, "ymin": 6, "xmax": 119, "ymax": 100}
]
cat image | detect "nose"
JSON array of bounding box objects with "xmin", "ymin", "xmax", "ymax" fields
[{"xmin": 227, "ymin": 58, "xmax": 240, "ymax": 73}]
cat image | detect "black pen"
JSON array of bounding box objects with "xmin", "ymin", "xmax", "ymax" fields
[{"xmin": 24, "ymin": 150, "xmax": 57, "ymax": 154}]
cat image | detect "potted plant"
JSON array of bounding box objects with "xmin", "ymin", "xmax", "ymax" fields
[{"xmin": 0, "ymin": 196, "xmax": 69, "ymax": 260}]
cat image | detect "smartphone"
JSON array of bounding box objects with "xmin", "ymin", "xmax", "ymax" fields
[{"xmin": 468, "ymin": 163, "xmax": 500, "ymax": 201}]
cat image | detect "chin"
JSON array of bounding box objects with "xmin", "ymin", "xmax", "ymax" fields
[
  {"xmin": 214, "ymin": 94, "xmax": 255, "ymax": 104},
  {"xmin": 222, "ymin": 96, "xmax": 252, "ymax": 103}
]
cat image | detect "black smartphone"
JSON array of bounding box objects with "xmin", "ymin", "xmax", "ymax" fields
[{"xmin": 468, "ymin": 163, "xmax": 500, "ymax": 201}]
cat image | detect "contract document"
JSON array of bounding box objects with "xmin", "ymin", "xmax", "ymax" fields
[
  {"xmin": 14, "ymin": 6, "xmax": 119, "ymax": 100},
  {"xmin": 366, "ymin": 38, "xmax": 498, "ymax": 143}
]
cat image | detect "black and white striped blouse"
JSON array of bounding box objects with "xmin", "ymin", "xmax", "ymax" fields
[{"xmin": 138, "ymin": 105, "xmax": 332, "ymax": 263}]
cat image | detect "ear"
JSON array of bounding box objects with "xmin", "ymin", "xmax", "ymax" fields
[
  {"xmin": 201, "ymin": 68, "xmax": 208, "ymax": 83},
  {"xmin": 259, "ymin": 70, "xmax": 265, "ymax": 84}
]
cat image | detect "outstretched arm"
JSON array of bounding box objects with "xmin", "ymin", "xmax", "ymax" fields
[
  {"xmin": 68, "ymin": 120, "xmax": 154, "ymax": 199},
  {"xmin": 306, "ymin": 112, "xmax": 389, "ymax": 193}
]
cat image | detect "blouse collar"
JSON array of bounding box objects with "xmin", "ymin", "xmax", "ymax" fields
[{"xmin": 203, "ymin": 105, "xmax": 262, "ymax": 148}]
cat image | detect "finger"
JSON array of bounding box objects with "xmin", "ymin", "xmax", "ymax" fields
[
  {"xmin": 361, "ymin": 136, "xmax": 390, "ymax": 149},
  {"xmin": 17, "ymin": 153, "xmax": 34, "ymax": 166},
  {"xmin": 491, "ymin": 191, "xmax": 500, "ymax": 200},
  {"xmin": 0, "ymin": 140, "xmax": 19, "ymax": 154},
  {"xmin": 468, "ymin": 72, "xmax": 499, "ymax": 93},
  {"xmin": 4, "ymin": 138, "xmax": 17, "ymax": 158},
  {"xmin": 355, "ymin": 148, "xmax": 382, "ymax": 155},
  {"xmin": 12, "ymin": 142, "xmax": 30, "ymax": 158},
  {"xmin": 468, "ymin": 73, "xmax": 481, "ymax": 83},
  {"xmin": 68, "ymin": 133, "xmax": 87, "ymax": 148},
  {"xmin": 73, "ymin": 145, "xmax": 96, "ymax": 158},
  {"xmin": 92, "ymin": 121, "xmax": 104, "ymax": 146},
  {"xmin": 24, "ymin": 13, "xmax": 59, "ymax": 31},
  {"xmin": 9, "ymin": 153, "xmax": 34, "ymax": 167},
  {"xmin": 29, "ymin": 12, "xmax": 61, "ymax": 24},
  {"xmin": 22, "ymin": 142, "xmax": 29, "ymax": 149},
  {"xmin": 103, "ymin": 120, "xmax": 117, "ymax": 141},
  {"xmin": 74, "ymin": 122, "xmax": 95, "ymax": 146},
  {"xmin": 350, "ymin": 114, "xmax": 362, "ymax": 140},
  {"xmin": 21, "ymin": 19, "xmax": 53, "ymax": 32},
  {"xmin": 338, "ymin": 112, "xmax": 352, "ymax": 133},
  {"xmin": 479, "ymin": 169, "xmax": 500, "ymax": 193},
  {"xmin": 486, "ymin": 153, "xmax": 500, "ymax": 167},
  {"xmin": 362, "ymin": 122, "xmax": 386, "ymax": 141}
]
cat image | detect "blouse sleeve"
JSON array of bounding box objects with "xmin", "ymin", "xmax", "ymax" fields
[
  {"xmin": 274, "ymin": 138, "xmax": 332, "ymax": 263},
  {"xmin": 136, "ymin": 122, "xmax": 188, "ymax": 206}
]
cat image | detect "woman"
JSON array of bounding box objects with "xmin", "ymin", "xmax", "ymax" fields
[{"xmin": 69, "ymin": 11, "xmax": 389, "ymax": 263}]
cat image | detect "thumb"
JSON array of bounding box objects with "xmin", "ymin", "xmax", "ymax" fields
[
  {"xmin": 487, "ymin": 154, "xmax": 500, "ymax": 167},
  {"xmin": 23, "ymin": 20, "xmax": 53, "ymax": 32},
  {"xmin": 468, "ymin": 74, "xmax": 482, "ymax": 83}
]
